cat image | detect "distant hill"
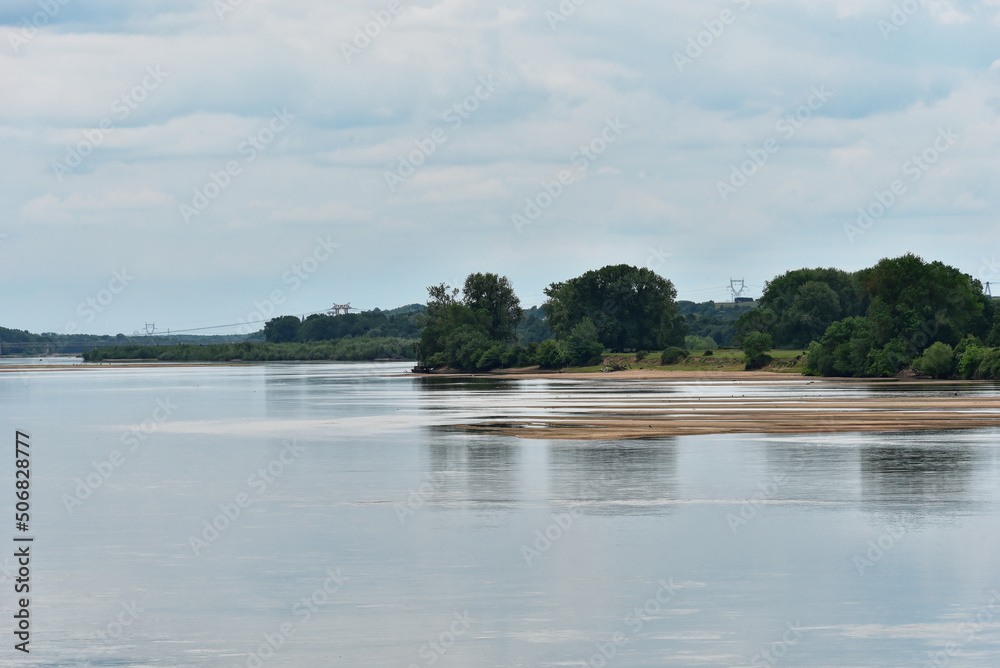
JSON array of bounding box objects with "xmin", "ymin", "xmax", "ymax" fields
[{"xmin": 377, "ymin": 303, "xmax": 426, "ymax": 316}]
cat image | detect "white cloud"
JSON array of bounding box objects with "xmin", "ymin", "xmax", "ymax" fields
[{"xmin": 19, "ymin": 189, "xmax": 172, "ymax": 225}]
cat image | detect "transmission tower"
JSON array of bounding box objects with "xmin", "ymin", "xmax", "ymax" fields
[
  {"xmin": 728, "ymin": 279, "xmax": 747, "ymax": 302},
  {"xmin": 987, "ymin": 282, "xmax": 993, "ymax": 298},
  {"xmin": 328, "ymin": 303, "xmax": 353, "ymax": 316}
]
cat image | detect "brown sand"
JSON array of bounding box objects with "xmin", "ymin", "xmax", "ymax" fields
[{"xmin": 452, "ymin": 395, "xmax": 1000, "ymax": 440}]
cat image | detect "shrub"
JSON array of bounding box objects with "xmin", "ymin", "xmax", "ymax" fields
[
  {"xmin": 566, "ymin": 318, "xmax": 604, "ymax": 366},
  {"xmin": 537, "ymin": 339, "xmax": 566, "ymax": 369},
  {"xmin": 476, "ymin": 345, "xmax": 505, "ymax": 370},
  {"xmin": 703, "ymin": 350, "xmax": 714, "ymax": 356},
  {"xmin": 741, "ymin": 331, "xmax": 773, "ymax": 370},
  {"xmin": 660, "ymin": 347, "xmax": 689, "ymax": 365},
  {"xmin": 634, "ymin": 350, "xmax": 647, "ymax": 362},
  {"xmin": 912, "ymin": 342, "xmax": 954, "ymax": 378},
  {"xmin": 685, "ymin": 335, "xmax": 717, "ymax": 350},
  {"xmin": 977, "ymin": 347, "xmax": 1000, "ymax": 379},
  {"xmin": 959, "ymin": 344, "xmax": 985, "ymax": 379}
]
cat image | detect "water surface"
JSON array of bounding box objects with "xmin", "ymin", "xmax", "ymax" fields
[{"xmin": 3, "ymin": 361, "xmax": 1000, "ymax": 667}]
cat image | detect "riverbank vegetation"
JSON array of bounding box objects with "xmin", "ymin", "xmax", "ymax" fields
[
  {"xmin": 59, "ymin": 254, "xmax": 1000, "ymax": 379},
  {"xmin": 735, "ymin": 254, "xmax": 1000, "ymax": 379},
  {"xmin": 80, "ymin": 338, "xmax": 414, "ymax": 362}
]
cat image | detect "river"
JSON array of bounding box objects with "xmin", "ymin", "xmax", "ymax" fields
[{"xmin": 2, "ymin": 360, "xmax": 999, "ymax": 666}]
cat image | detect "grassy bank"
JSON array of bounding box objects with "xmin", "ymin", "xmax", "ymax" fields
[
  {"xmin": 501, "ymin": 349, "xmax": 810, "ymax": 375},
  {"xmin": 81, "ymin": 338, "xmax": 417, "ymax": 363}
]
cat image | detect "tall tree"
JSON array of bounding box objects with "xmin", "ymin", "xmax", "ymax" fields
[
  {"xmin": 543, "ymin": 265, "xmax": 684, "ymax": 352},
  {"xmin": 856, "ymin": 253, "xmax": 989, "ymax": 350},
  {"xmin": 264, "ymin": 315, "xmax": 301, "ymax": 343},
  {"xmin": 462, "ymin": 273, "xmax": 524, "ymax": 343},
  {"xmin": 755, "ymin": 267, "xmax": 864, "ymax": 347}
]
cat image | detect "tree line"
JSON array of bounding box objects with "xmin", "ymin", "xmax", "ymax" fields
[
  {"xmin": 414, "ymin": 265, "xmax": 685, "ymax": 370},
  {"xmin": 734, "ymin": 254, "xmax": 1000, "ymax": 378}
]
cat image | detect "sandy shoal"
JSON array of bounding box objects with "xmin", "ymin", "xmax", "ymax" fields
[{"xmin": 452, "ymin": 395, "xmax": 1000, "ymax": 440}]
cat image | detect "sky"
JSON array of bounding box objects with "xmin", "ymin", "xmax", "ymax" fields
[{"xmin": 2, "ymin": 0, "xmax": 1000, "ymax": 336}]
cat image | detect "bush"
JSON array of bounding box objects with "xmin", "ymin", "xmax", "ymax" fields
[
  {"xmin": 703, "ymin": 349, "xmax": 714, "ymax": 356},
  {"xmin": 954, "ymin": 334, "xmax": 982, "ymax": 359},
  {"xmin": 912, "ymin": 342, "xmax": 954, "ymax": 378},
  {"xmin": 741, "ymin": 331, "xmax": 773, "ymax": 370},
  {"xmin": 685, "ymin": 335, "xmax": 717, "ymax": 350},
  {"xmin": 501, "ymin": 345, "xmax": 523, "ymax": 368},
  {"xmin": 476, "ymin": 345, "xmax": 505, "ymax": 370},
  {"xmin": 805, "ymin": 317, "xmax": 879, "ymax": 377},
  {"xmin": 537, "ymin": 339, "xmax": 566, "ymax": 369},
  {"xmin": 977, "ymin": 347, "xmax": 1000, "ymax": 379},
  {"xmin": 660, "ymin": 347, "xmax": 689, "ymax": 365},
  {"xmin": 634, "ymin": 350, "xmax": 647, "ymax": 362},
  {"xmin": 959, "ymin": 343, "xmax": 985, "ymax": 379},
  {"xmin": 566, "ymin": 318, "xmax": 605, "ymax": 366}
]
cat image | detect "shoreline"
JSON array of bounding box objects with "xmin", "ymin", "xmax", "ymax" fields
[
  {"xmin": 2, "ymin": 362, "xmax": 993, "ymax": 385},
  {"xmin": 452, "ymin": 395, "xmax": 1000, "ymax": 440}
]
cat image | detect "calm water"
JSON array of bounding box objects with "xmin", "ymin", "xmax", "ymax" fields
[{"xmin": 2, "ymin": 361, "xmax": 1000, "ymax": 667}]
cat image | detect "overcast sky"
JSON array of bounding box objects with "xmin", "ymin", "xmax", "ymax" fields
[{"xmin": 2, "ymin": 0, "xmax": 999, "ymax": 336}]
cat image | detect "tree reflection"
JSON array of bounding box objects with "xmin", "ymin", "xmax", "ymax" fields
[{"xmin": 548, "ymin": 439, "xmax": 678, "ymax": 515}]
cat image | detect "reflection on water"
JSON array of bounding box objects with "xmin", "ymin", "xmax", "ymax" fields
[
  {"xmin": 425, "ymin": 433, "xmax": 522, "ymax": 505},
  {"xmin": 4, "ymin": 362, "xmax": 1000, "ymax": 666},
  {"xmin": 548, "ymin": 439, "xmax": 677, "ymax": 514},
  {"xmin": 860, "ymin": 431, "xmax": 981, "ymax": 522}
]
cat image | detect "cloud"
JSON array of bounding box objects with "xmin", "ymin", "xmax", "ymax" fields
[
  {"xmin": 19, "ymin": 189, "xmax": 172, "ymax": 224},
  {"xmin": 269, "ymin": 200, "xmax": 373, "ymax": 223},
  {"xmin": 2, "ymin": 0, "xmax": 1000, "ymax": 333}
]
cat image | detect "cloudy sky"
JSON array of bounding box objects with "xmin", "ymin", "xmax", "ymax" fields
[{"xmin": 2, "ymin": 0, "xmax": 999, "ymax": 336}]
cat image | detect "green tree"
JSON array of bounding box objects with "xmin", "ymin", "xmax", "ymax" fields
[
  {"xmin": 756, "ymin": 268, "xmax": 863, "ymax": 347},
  {"xmin": 536, "ymin": 339, "xmax": 566, "ymax": 369},
  {"xmin": 805, "ymin": 317, "xmax": 879, "ymax": 377},
  {"xmin": 856, "ymin": 253, "xmax": 988, "ymax": 353},
  {"xmin": 783, "ymin": 281, "xmax": 843, "ymax": 346},
  {"xmin": 418, "ymin": 283, "xmax": 490, "ymax": 367},
  {"xmin": 913, "ymin": 342, "xmax": 954, "ymax": 378},
  {"xmin": 264, "ymin": 316, "xmax": 301, "ymax": 343},
  {"xmin": 543, "ymin": 265, "xmax": 684, "ymax": 352},
  {"xmin": 741, "ymin": 332, "xmax": 773, "ymax": 370},
  {"xmin": 565, "ymin": 317, "xmax": 604, "ymax": 366},
  {"xmin": 462, "ymin": 273, "xmax": 524, "ymax": 343}
]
